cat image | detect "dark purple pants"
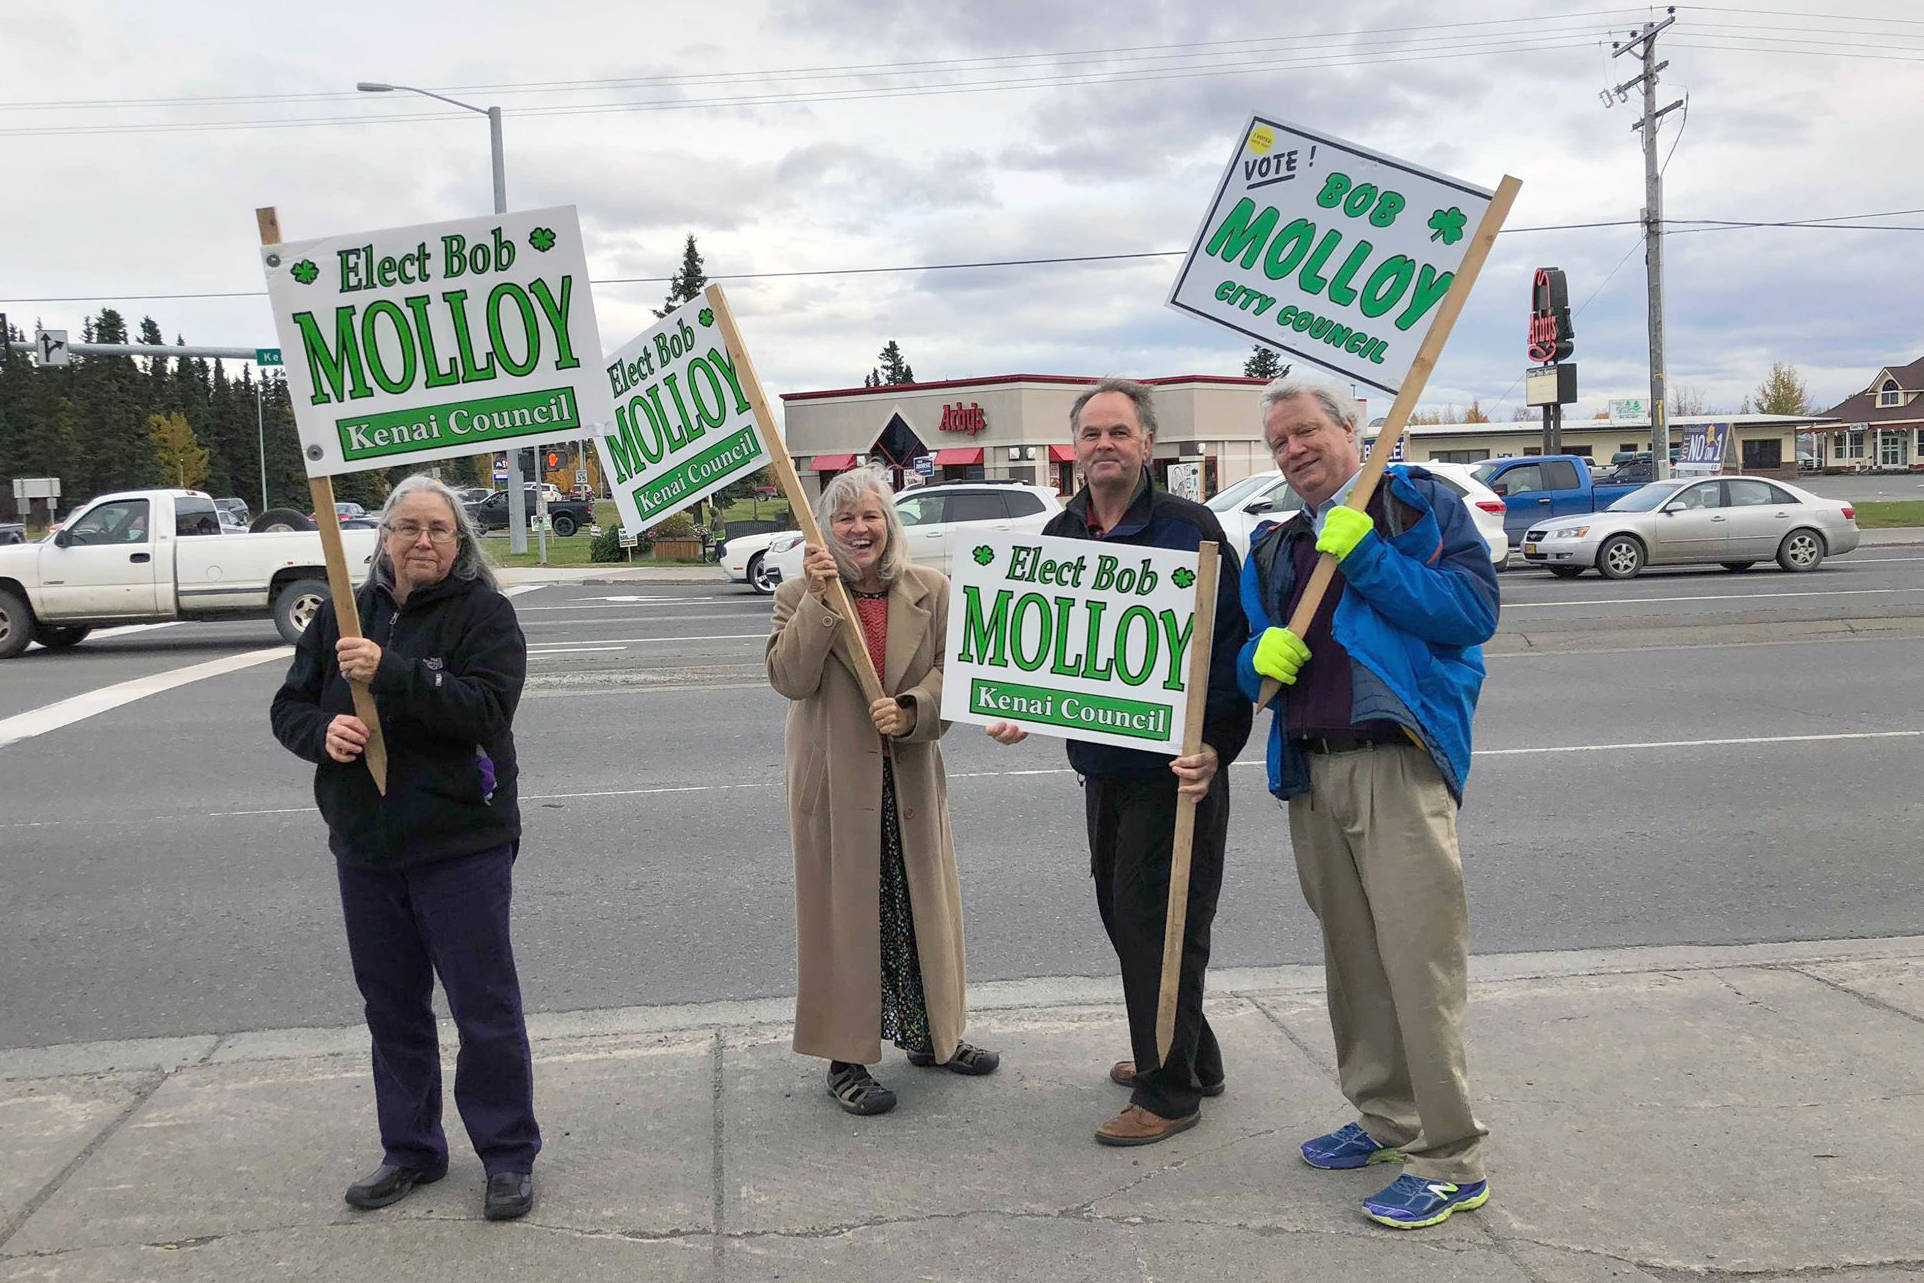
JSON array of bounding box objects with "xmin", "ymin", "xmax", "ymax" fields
[{"xmin": 335, "ymin": 843, "xmax": 540, "ymax": 1176}]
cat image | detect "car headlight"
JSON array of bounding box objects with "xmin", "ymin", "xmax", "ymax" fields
[
  {"xmin": 1549, "ymin": 526, "xmax": 1590, "ymax": 539},
  {"xmin": 771, "ymin": 533, "xmax": 803, "ymax": 553}
]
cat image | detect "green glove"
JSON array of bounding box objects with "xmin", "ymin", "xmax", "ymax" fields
[
  {"xmin": 1252, "ymin": 626, "xmax": 1311, "ymax": 685},
  {"xmin": 1316, "ymin": 504, "xmax": 1375, "ymax": 561}
]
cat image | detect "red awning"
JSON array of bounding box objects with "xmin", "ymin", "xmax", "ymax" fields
[
  {"xmin": 811, "ymin": 453, "xmax": 859, "ymax": 472},
  {"xmin": 1048, "ymin": 444, "xmax": 1076, "ymax": 462},
  {"xmin": 932, "ymin": 447, "xmax": 984, "ymax": 465}
]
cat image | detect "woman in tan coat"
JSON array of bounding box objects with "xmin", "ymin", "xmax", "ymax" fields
[{"xmin": 766, "ymin": 469, "xmax": 998, "ymax": 1115}]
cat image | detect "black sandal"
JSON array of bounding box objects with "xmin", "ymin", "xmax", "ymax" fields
[
  {"xmin": 906, "ymin": 1041, "xmax": 1000, "ymax": 1076},
  {"xmin": 826, "ymin": 1061, "xmax": 897, "ymax": 1115}
]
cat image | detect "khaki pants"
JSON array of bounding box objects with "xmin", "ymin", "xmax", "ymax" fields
[{"xmin": 1287, "ymin": 743, "xmax": 1486, "ymax": 1183}]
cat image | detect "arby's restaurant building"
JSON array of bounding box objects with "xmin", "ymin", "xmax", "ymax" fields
[{"xmin": 777, "ymin": 374, "xmax": 1289, "ymax": 501}]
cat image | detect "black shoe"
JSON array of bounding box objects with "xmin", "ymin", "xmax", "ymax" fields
[
  {"xmin": 906, "ymin": 1042, "xmax": 1000, "ymax": 1076},
  {"xmin": 483, "ymin": 1171, "xmax": 535, "ymax": 1221},
  {"xmin": 826, "ymin": 1061, "xmax": 898, "ymax": 1115},
  {"xmin": 344, "ymin": 1162, "xmax": 446, "ymax": 1210},
  {"xmin": 1109, "ymin": 1059, "xmax": 1224, "ymax": 1097}
]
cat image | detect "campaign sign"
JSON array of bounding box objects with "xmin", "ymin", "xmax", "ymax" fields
[
  {"xmin": 942, "ymin": 532, "xmax": 1201, "ymax": 754},
  {"xmin": 263, "ymin": 206, "xmax": 612, "ymax": 478},
  {"xmin": 1168, "ymin": 116, "xmax": 1493, "ymax": 396}
]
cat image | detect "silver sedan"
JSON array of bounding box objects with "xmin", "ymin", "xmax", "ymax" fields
[{"xmin": 1520, "ymin": 476, "xmax": 1861, "ymax": 580}]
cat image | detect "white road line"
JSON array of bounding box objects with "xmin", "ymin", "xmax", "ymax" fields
[
  {"xmin": 1506, "ymin": 586, "xmax": 1924, "ymax": 609},
  {"xmin": 527, "ymin": 633, "xmax": 765, "ymax": 646},
  {"xmin": 517, "ymin": 596, "xmax": 748, "ymax": 610},
  {"xmin": 1476, "ymin": 729, "xmax": 1924, "ymax": 756},
  {"xmin": 522, "ymin": 612, "xmax": 762, "ymax": 628},
  {"xmin": 503, "ymin": 585, "xmax": 546, "ymax": 599},
  {"xmin": 526, "ymin": 645, "xmax": 631, "ymax": 654},
  {"xmin": 0, "ymin": 646, "xmax": 293, "ymax": 750},
  {"xmin": 27, "ymin": 621, "xmax": 181, "ymax": 651}
]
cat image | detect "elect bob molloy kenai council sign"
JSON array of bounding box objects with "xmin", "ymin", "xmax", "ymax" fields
[{"xmin": 263, "ymin": 206, "xmax": 614, "ymax": 475}]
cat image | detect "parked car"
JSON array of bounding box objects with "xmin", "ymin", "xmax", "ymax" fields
[
  {"xmin": 1206, "ymin": 466, "xmax": 1510, "ymax": 568},
  {"xmin": 213, "ymin": 497, "xmax": 250, "ymax": 528},
  {"xmin": 720, "ymin": 528, "xmax": 790, "ymax": 594},
  {"xmin": 1520, "ymin": 477, "xmax": 1859, "ymax": 579},
  {"xmin": 1471, "ymin": 455, "xmax": 1646, "ymax": 551},
  {"xmin": 307, "ymin": 501, "xmax": 368, "ymax": 523},
  {"xmin": 463, "ymin": 488, "xmax": 597, "ymax": 537},
  {"xmin": 765, "ymin": 481, "xmax": 1064, "ymax": 587},
  {"xmin": 0, "ymin": 489, "xmax": 380, "ymax": 657},
  {"xmin": 451, "ymin": 486, "xmax": 492, "ymax": 506}
]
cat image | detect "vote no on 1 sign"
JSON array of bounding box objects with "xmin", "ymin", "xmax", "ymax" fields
[
  {"xmin": 261, "ymin": 205, "xmax": 614, "ymax": 476},
  {"xmin": 942, "ymin": 532, "xmax": 1204, "ymax": 755}
]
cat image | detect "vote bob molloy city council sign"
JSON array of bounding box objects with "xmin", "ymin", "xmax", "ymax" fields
[
  {"xmin": 593, "ymin": 294, "xmax": 768, "ymax": 535},
  {"xmin": 262, "ymin": 206, "xmax": 613, "ymax": 476},
  {"xmin": 942, "ymin": 532, "xmax": 1203, "ymax": 755},
  {"xmin": 1167, "ymin": 116, "xmax": 1493, "ymax": 396}
]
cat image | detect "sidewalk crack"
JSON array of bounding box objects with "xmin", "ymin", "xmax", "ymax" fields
[
  {"xmin": 1249, "ymin": 995, "xmax": 1337, "ymax": 1081},
  {"xmin": 0, "ymin": 1069, "xmax": 167, "ymax": 1253},
  {"xmin": 1786, "ymin": 965, "xmax": 1924, "ymax": 1027}
]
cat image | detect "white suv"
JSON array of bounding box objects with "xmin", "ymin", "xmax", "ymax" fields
[
  {"xmin": 766, "ymin": 482, "xmax": 1064, "ymax": 586},
  {"xmin": 1208, "ymin": 465, "xmax": 1510, "ymax": 569}
]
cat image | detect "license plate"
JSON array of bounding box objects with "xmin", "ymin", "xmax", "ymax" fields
[{"xmin": 1523, "ymin": 542, "xmax": 1538, "ymax": 555}]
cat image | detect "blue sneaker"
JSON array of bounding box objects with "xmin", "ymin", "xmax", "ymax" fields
[
  {"xmin": 1361, "ymin": 1173, "xmax": 1489, "ymax": 1229},
  {"xmin": 1300, "ymin": 1122, "xmax": 1405, "ymax": 1170}
]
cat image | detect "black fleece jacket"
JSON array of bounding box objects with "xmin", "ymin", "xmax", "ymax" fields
[{"xmin": 270, "ymin": 571, "xmax": 524, "ymax": 866}]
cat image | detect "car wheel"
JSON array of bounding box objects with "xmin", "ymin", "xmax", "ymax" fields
[
  {"xmin": 36, "ymin": 624, "xmax": 91, "ymax": 649},
  {"xmin": 1776, "ymin": 528, "xmax": 1825, "ymax": 572},
  {"xmin": 748, "ymin": 552, "xmax": 777, "ymax": 596},
  {"xmin": 274, "ymin": 577, "xmax": 330, "ymax": 645},
  {"xmin": 1597, "ymin": 535, "xmax": 1645, "ymax": 580},
  {"xmin": 1547, "ymin": 566, "xmax": 1583, "ymax": 579},
  {"xmin": 552, "ymin": 514, "xmax": 578, "ymax": 537},
  {"xmin": 0, "ymin": 587, "xmax": 36, "ymax": 659},
  {"xmin": 250, "ymin": 507, "xmax": 315, "ymax": 533},
  {"xmin": 1719, "ymin": 561, "xmax": 1755, "ymax": 573}
]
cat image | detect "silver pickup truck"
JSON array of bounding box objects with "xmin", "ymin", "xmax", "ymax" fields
[{"xmin": 0, "ymin": 488, "xmax": 380, "ymax": 658}]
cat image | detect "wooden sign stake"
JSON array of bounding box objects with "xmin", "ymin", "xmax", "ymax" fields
[
  {"xmin": 1255, "ymin": 174, "xmax": 1522, "ymax": 711},
  {"xmin": 1155, "ymin": 540, "xmax": 1221, "ymax": 1065},
  {"xmin": 258, "ymin": 206, "xmax": 388, "ymax": 794},
  {"xmin": 703, "ymin": 283, "xmax": 887, "ymax": 705}
]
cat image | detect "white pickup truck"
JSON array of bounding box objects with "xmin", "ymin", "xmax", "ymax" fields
[{"xmin": 0, "ymin": 489, "xmax": 380, "ymax": 658}]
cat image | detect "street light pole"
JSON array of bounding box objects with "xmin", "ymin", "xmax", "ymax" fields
[{"xmin": 357, "ymin": 81, "xmax": 527, "ymax": 554}]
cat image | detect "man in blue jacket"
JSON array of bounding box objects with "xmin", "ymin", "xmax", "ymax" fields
[
  {"xmin": 1238, "ymin": 376, "xmax": 1498, "ymax": 1229},
  {"xmin": 986, "ymin": 378, "xmax": 1249, "ymax": 1147}
]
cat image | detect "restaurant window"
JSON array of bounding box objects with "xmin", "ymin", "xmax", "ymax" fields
[
  {"xmin": 1741, "ymin": 438, "xmax": 1783, "ymax": 470},
  {"xmin": 1847, "ymin": 430, "xmax": 1866, "ymax": 459}
]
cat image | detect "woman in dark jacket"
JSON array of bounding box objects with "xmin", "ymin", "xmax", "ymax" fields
[{"xmin": 270, "ymin": 473, "xmax": 539, "ymax": 1222}]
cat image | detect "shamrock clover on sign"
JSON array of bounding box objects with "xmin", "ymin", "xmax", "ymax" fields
[
  {"xmin": 972, "ymin": 545, "xmax": 995, "ymax": 566},
  {"xmin": 1171, "ymin": 567, "xmax": 1196, "ymax": 589},
  {"xmin": 528, "ymin": 227, "xmax": 557, "ymax": 252},
  {"xmin": 698, "ymin": 307, "xmax": 715, "ymax": 327},
  {"xmin": 289, "ymin": 259, "xmax": 320, "ymax": 285},
  {"xmin": 1427, "ymin": 207, "xmax": 1467, "ymax": 245}
]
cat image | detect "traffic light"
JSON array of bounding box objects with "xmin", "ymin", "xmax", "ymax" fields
[{"xmin": 547, "ymin": 450, "xmax": 560, "ymax": 469}]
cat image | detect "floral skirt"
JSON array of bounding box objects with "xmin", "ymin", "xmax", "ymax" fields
[{"xmin": 878, "ymin": 758, "xmax": 933, "ymax": 1055}]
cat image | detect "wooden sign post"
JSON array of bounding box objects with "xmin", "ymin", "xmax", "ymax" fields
[
  {"xmin": 1155, "ymin": 541, "xmax": 1220, "ymax": 1065},
  {"xmin": 703, "ymin": 283, "xmax": 886, "ymax": 705},
  {"xmin": 257, "ymin": 206, "xmax": 388, "ymax": 794},
  {"xmin": 1254, "ymin": 174, "xmax": 1521, "ymax": 712}
]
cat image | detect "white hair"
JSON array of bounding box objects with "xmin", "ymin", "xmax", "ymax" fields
[
  {"xmin": 815, "ymin": 469, "xmax": 908, "ymax": 586},
  {"xmin": 1258, "ymin": 375, "xmax": 1360, "ymax": 437},
  {"xmin": 367, "ymin": 473, "xmax": 499, "ymax": 594}
]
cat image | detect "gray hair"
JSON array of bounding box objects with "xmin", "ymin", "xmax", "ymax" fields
[
  {"xmin": 814, "ymin": 469, "xmax": 908, "ymax": 587},
  {"xmin": 1069, "ymin": 377, "xmax": 1158, "ymax": 438},
  {"xmin": 367, "ymin": 472, "xmax": 499, "ymax": 594},
  {"xmin": 1258, "ymin": 375, "xmax": 1360, "ymax": 441}
]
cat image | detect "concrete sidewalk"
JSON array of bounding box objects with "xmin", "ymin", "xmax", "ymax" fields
[
  {"xmin": 495, "ymin": 562, "xmax": 730, "ymax": 586},
  {"xmin": 4, "ymin": 937, "xmax": 1921, "ymax": 1281}
]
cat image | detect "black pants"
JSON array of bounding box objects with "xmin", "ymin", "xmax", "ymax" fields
[
  {"xmin": 1085, "ymin": 770, "xmax": 1228, "ymax": 1119},
  {"xmin": 335, "ymin": 843, "xmax": 541, "ymax": 1177}
]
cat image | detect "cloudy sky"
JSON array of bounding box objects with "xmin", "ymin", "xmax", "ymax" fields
[{"xmin": 5, "ymin": 1, "xmax": 1921, "ymax": 426}]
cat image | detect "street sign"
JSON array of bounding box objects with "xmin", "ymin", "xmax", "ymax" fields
[
  {"xmin": 1168, "ymin": 115, "xmax": 1495, "ymax": 395},
  {"xmin": 35, "ymin": 329, "xmax": 69, "ymax": 367},
  {"xmin": 1525, "ymin": 363, "xmax": 1577, "ymax": 407},
  {"xmin": 255, "ymin": 348, "xmax": 284, "ymax": 367},
  {"xmin": 912, "ymin": 455, "xmax": 935, "ymax": 476},
  {"xmin": 261, "ymin": 205, "xmax": 613, "ymax": 478}
]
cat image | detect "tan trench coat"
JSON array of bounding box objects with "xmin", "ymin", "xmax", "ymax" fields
[{"xmin": 766, "ymin": 563, "xmax": 968, "ymax": 1066}]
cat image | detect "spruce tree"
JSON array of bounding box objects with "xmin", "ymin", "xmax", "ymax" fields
[
  {"xmin": 1243, "ymin": 346, "xmax": 1288, "ymax": 380},
  {"xmin": 655, "ymin": 235, "xmax": 707, "ymax": 318}
]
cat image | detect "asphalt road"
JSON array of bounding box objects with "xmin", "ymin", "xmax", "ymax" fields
[{"xmin": 2, "ymin": 553, "xmax": 1921, "ymax": 1049}]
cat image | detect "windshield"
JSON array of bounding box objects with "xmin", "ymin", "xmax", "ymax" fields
[
  {"xmin": 1607, "ymin": 481, "xmax": 1689, "ymax": 513},
  {"xmin": 1206, "ymin": 473, "xmax": 1279, "ymax": 511},
  {"xmin": 1470, "ymin": 461, "xmax": 1502, "ymax": 488}
]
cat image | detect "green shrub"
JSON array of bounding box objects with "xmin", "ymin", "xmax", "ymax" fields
[
  {"xmin": 647, "ymin": 510, "xmax": 700, "ymax": 539},
  {"xmin": 590, "ymin": 524, "xmax": 650, "ymax": 562}
]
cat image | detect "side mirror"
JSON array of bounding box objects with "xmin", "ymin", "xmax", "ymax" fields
[
  {"xmin": 1490, "ymin": 483, "xmax": 1508, "ymax": 497},
  {"xmin": 1242, "ymin": 498, "xmax": 1272, "ymax": 513},
  {"xmin": 1662, "ymin": 501, "xmax": 1684, "ymax": 514},
  {"xmin": 53, "ymin": 528, "xmax": 73, "ymax": 548}
]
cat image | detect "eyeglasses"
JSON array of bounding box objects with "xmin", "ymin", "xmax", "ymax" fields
[{"xmin": 385, "ymin": 522, "xmax": 458, "ymax": 545}]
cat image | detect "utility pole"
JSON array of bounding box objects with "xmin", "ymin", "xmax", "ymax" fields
[{"xmin": 1613, "ymin": 8, "xmax": 1683, "ymax": 481}]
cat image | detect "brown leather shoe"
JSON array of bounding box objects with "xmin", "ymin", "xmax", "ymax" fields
[
  {"xmin": 1094, "ymin": 1103, "xmax": 1201, "ymax": 1147},
  {"xmin": 1109, "ymin": 1059, "xmax": 1225, "ymax": 1097}
]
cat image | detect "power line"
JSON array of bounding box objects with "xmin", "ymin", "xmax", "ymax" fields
[{"xmin": 6, "ymin": 212, "xmax": 1918, "ymax": 306}]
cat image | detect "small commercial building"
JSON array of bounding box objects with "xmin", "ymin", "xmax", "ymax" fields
[
  {"xmin": 779, "ymin": 374, "xmax": 1284, "ymax": 500},
  {"xmin": 1815, "ymin": 357, "xmax": 1924, "ymax": 472},
  {"xmin": 1373, "ymin": 414, "xmax": 1828, "ymax": 481}
]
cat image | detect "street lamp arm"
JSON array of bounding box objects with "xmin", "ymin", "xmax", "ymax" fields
[{"xmin": 355, "ymin": 81, "xmax": 487, "ymax": 116}]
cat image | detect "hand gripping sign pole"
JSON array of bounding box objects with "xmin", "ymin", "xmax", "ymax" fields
[
  {"xmin": 258, "ymin": 206, "xmax": 389, "ymax": 794},
  {"xmin": 702, "ymin": 283, "xmax": 887, "ymax": 705},
  {"xmin": 1155, "ymin": 540, "xmax": 1220, "ymax": 1065},
  {"xmin": 1254, "ymin": 174, "xmax": 1521, "ymax": 712}
]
